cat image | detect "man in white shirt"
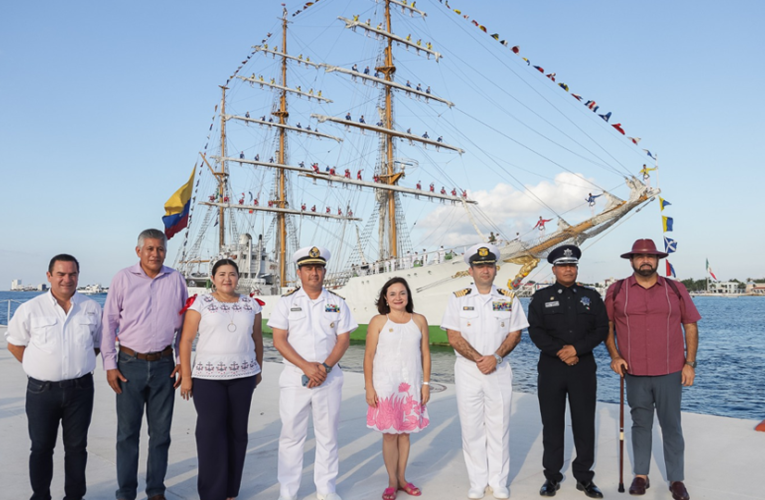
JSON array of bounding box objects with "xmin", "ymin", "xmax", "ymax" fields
[
  {"xmin": 441, "ymin": 244, "xmax": 529, "ymax": 499},
  {"xmin": 268, "ymin": 246, "xmax": 357, "ymax": 500},
  {"xmin": 6, "ymin": 254, "xmax": 102, "ymax": 500}
]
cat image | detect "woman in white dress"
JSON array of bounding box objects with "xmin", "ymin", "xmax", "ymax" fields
[
  {"xmin": 179, "ymin": 259, "xmax": 264, "ymax": 500},
  {"xmin": 364, "ymin": 277, "xmax": 431, "ymax": 500}
]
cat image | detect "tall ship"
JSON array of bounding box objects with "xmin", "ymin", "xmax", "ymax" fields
[{"xmin": 170, "ymin": 1, "xmax": 659, "ymax": 343}]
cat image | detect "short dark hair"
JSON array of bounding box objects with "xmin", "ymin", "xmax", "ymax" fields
[
  {"xmin": 48, "ymin": 254, "xmax": 80, "ymax": 274},
  {"xmin": 376, "ymin": 277, "xmax": 414, "ymax": 314},
  {"xmin": 211, "ymin": 258, "xmax": 239, "ymax": 277}
]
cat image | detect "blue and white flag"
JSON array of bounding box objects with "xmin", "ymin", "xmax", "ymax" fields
[{"xmin": 664, "ymin": 236, "xmax": 677, "ymax": 254}]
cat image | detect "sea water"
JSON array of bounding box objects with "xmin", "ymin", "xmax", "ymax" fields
[{"xmin": 2, "ymin": 292, "xmax": 762, "ymax": 421}]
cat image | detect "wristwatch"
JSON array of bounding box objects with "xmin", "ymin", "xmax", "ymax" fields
[
  {"xmin": 322, "ymin": 362, "xmax": 333, "ymax": 373},
  {"xmin": 493, "ymin": 353, "xmax": 503, "ymax": 365},
  {"xmin": 685, "ymin": 360, "xmax": 697, "ymax": 368}
]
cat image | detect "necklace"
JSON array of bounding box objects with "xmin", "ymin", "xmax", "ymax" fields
[{"xmin": 213, "ymin": 292, "xmax": 240, "ymax": 332}]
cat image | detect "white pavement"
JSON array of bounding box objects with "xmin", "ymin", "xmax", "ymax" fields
[{"xmin": 1, "ymin": 326, "xmax": 763, "ymax": 500}]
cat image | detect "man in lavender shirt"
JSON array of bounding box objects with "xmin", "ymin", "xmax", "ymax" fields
[{"xmin": 102, "ymin": 229, "xmax": 188, "ymax": 500}]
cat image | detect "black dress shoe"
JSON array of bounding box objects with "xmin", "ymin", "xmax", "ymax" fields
[
  {"xmin": 669, "ymin": 481, "xmax": 690, "ymax": 500},
  {"xmin": 539, "ymin": 480, "xmax": 561, "ymax": 497},
  {"xmin": 576, "ymin": 481, "xmax": 604, "ymax": 499},
  {"xmin": 629, "ymin": 476, "xmax": 650, "ymax": 495}
]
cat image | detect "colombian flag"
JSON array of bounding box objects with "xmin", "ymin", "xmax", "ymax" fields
[{"xmin": 162, "ymin": 165, "xmax": 196, "ymax": 240}]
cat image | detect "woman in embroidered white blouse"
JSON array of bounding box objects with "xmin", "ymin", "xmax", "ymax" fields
[{"xmin": 179, "ymin": 258, "xmax": 263, "ymax": 500}]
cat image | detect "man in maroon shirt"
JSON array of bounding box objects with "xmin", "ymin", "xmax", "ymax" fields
[{"xmin": 605, "ymin": 239, "xmax": 700, "ymax": 500}]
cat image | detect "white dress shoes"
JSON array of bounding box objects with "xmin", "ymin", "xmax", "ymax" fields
[
  {"xmin": 489, "ymin": 485, "xmax": 510, "ymax": 499},
  {"xmin": 468, "ymin": 486, "xmax": 487, "ymax": 499},
  {"xmin": 317, "ymin": 493, "xmax": 342, "ymax": 500}
]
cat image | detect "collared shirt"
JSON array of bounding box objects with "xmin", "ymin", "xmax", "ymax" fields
[
  {"xmin": 101, "ymin": 263, "xmax": 188, "ymax": 370},
  {"xmin": 440, "ymin": 285, "xmax": 529, "ymax": 360},
  {"xmin": 267, "ymin": 287, "xmax": 357, "ymax": 368},
  {"xmin": 5, "ymin": 291, "xmax": 102, "ymax": 381},
  {"xmin": 605, "ymin": 275, "xmax": 701, "ymax": 376},
  {"xmin": 528, "ymin": 283, "xmax": 608, "ymax": 360}
]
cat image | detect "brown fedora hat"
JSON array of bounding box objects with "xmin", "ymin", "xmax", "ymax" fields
[{"xmin": 620, "ymin": 238, "xmax": 668, "ymax": 259}]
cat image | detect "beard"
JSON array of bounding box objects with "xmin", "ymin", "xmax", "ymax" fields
[{"xmin": 633, "ymin": 262, "xmax": 657, "ymax": 277}]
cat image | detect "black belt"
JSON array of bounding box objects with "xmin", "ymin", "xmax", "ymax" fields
[
  {"xmin": 28, "ymin": 372, "xmax": 92, "ymax": 388},
  {"xmin": 119, "ymin": 345, "xmax": 173, "ymax": 361}
]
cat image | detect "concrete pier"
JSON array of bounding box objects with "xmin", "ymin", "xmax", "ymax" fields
[{"xmin": 1, "ymin": 327, "xmax": 762, "ymax": 499}]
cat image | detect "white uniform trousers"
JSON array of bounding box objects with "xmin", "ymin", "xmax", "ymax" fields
[
  {"xmin": 278, "ymin": 366, "xmax": 344, "ymax": 499},
  {"xmin": 454, "ymin": 358, "xmax": 514, "ymax": 491}
]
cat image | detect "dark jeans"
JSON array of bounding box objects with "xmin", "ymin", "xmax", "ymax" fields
[
  {"xmin": 115, "ymin": 350, "xmax": 175, "ymax": 500},
  {"xmin": 193, "ymin": 375, "xmax": 258, "ymax": 500},
  {"xmin": 26, "ymin": 373, "xmax": 94, "ymax": 500}
]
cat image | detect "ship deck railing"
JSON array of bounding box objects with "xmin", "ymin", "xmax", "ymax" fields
[{"xmin": 0, "ymin": 299, "xmax": 25, "ymax": 326}]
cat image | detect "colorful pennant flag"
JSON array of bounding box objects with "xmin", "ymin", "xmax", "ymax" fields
[
  {"xmin": 628, "ymin": 137, "xmax": 641, "ymax": 145},
  {"xmin": 612, "ymin": 123, "xmax": 625, "ymax": 135},
  {"xmin": 664, "ymin": 236, "xmax": 677, "ymax": 254},
  {"xmin": 571, "ymin": 93, "xmax": 583, "ymax": 101},
  {"xmin": 659, "ymin": 197, "xmax": 671, "ymax": 211},
  {"xmin": 643, "ymin": 149, "xmax": 656, "ymax": 160},
  {"xmin": 662, "ymin": 216, "xmax": 674, "ymax": 232},
  {"xmin": 666, "ymin": 260, "xmax": 676, "ymax": 278},
  {"xmin": 599, "ymin": 111, "xmax": 612, "ymax": 122}
]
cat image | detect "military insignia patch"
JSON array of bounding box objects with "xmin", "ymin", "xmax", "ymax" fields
[
  {"xmin": 492, "ymin": 301, "xmax": 512, "ymax": 312},
  {"xmin": 462, "ymin": 306, "xmax": 475, "ymax": 311},
  {"xmin": 478, "ymin": 247, "xmax": 489, "ymax": 257},
  {"xmin": 580, "ymin": 296, "xmax": 591, "ymax": 310},
  {"xmin": 325, "ymin": 304, "xmax": 340, "ymax": 313},
  {"xmin": 498, "ymin": 288, "xmax": 514, "ymax": 298},
  {"xmin": 309, "ymin": 246, "xmax": 320, "ymax": 258},
  {"xmin": 454, "ymin": 288, "xmax": 472, "ymax": 297}
]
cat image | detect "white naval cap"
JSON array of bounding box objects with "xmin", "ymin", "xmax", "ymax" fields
[
  {"xmin": 292, "ymin": 246, "xmax": 331, "ymax": 267},
  {"xmin": 464, "ymin": 243, "xmax": 500, "ymax": 265}
]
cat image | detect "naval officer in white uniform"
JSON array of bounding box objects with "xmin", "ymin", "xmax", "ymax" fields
[
  {"xmin": 441, "ymin": 243, "xmax": 529, "ymax": 499},
  {"xmin": 268, "ymin": 246, "xmax": 358, "ymax": 500}
]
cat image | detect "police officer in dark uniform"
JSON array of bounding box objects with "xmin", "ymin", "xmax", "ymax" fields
[{"xmin": 528, "ymin": 245, "xmax": 607, "ymax": 498}]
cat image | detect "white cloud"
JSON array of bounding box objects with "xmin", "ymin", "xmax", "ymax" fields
[{"xmin": 412, "ymin": 172, "xmax": 601, "ymax": 247}]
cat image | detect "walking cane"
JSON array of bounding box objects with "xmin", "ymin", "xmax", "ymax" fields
[{"xmin": 618, "ymin": 367, "xmax": 625, "ymax": 493}]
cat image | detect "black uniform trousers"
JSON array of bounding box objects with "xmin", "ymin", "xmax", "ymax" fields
[{"xmin": 537, "ymin": 353, "xmax": 597, "ymax": 483}]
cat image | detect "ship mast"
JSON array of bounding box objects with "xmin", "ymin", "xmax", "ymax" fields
[
  {"xmin": 382, "ymin": 0, "xmax": 397, "ymax": 259},
  {"xmin": 275, "ymin": 12, "xmax": 289, "ymax": 287},
  {"xmin": 218, "ymin": 85, "xmax": 229, "ymax": 249}
]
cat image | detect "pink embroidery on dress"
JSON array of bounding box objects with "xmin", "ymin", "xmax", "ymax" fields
[{"xmin": 398, "ymin": 382, "xmax": 410, "ymax": 393}]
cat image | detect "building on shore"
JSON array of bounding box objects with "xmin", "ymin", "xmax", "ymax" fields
[{"xmin": 9, "ymin": 279, "xmax": 47, "ymax": 292}]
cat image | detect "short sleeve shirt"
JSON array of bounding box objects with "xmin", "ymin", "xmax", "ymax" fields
[
  {"xmin": 5, "ymin": 291, "xmax": 102, "ymax": 381},
  {"xmin": 605, "ymin": 276, "xmax": 701, "ymax": 376},
  {"xmin": 440, "ymin": 285, "xmax": 529, "ymax": 359},
  {"xmin": 188, "ymin": 293, "xmax": 262, "ymax": 379},
  {"xmin": 267, "ymin": 287, "xmax": 358, "ymax": 368}
]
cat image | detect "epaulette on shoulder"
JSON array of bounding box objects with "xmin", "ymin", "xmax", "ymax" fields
[
  {"xmin": 498, "ymin": 288, "xmax": 515, "ymax": 298},
  {"xmin": 327, "ymin": 289, "xmax": 346, "ymax": 300},
  {"xmin": 282, "ymin": 286, "xmax": 300, "ymax": 297},
  {"xmin": 453, "ymin": 288, "xmax": 472, "ymax": 297}
]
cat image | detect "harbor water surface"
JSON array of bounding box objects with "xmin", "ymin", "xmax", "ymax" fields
[{"xmin": 2, "ymin": 291, "xmax": 762, "ymax": 421}]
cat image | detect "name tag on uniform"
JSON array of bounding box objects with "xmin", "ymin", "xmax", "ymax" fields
[
  {"xmin": 325, "ymin": 304, "xmax": 340, "ymax": 313},
  {"xmin": 545, "ymin": 301, "xmax": 560, "ymax": 308},
  {"xmin": 492, "ymin": 301, "xmax": 512, "ymax": 312},
  {"xmin": 290, "ymin": 307, "xmax": 302, "ymax": 312},
  {"xmin": 462, "ymin": 306, "xmax": 475, "ymax": 311}
]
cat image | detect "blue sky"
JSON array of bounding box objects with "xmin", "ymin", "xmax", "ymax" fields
[{"xmin": 2, "ymin": 0, "xmax": 763, "ymax": 289}]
